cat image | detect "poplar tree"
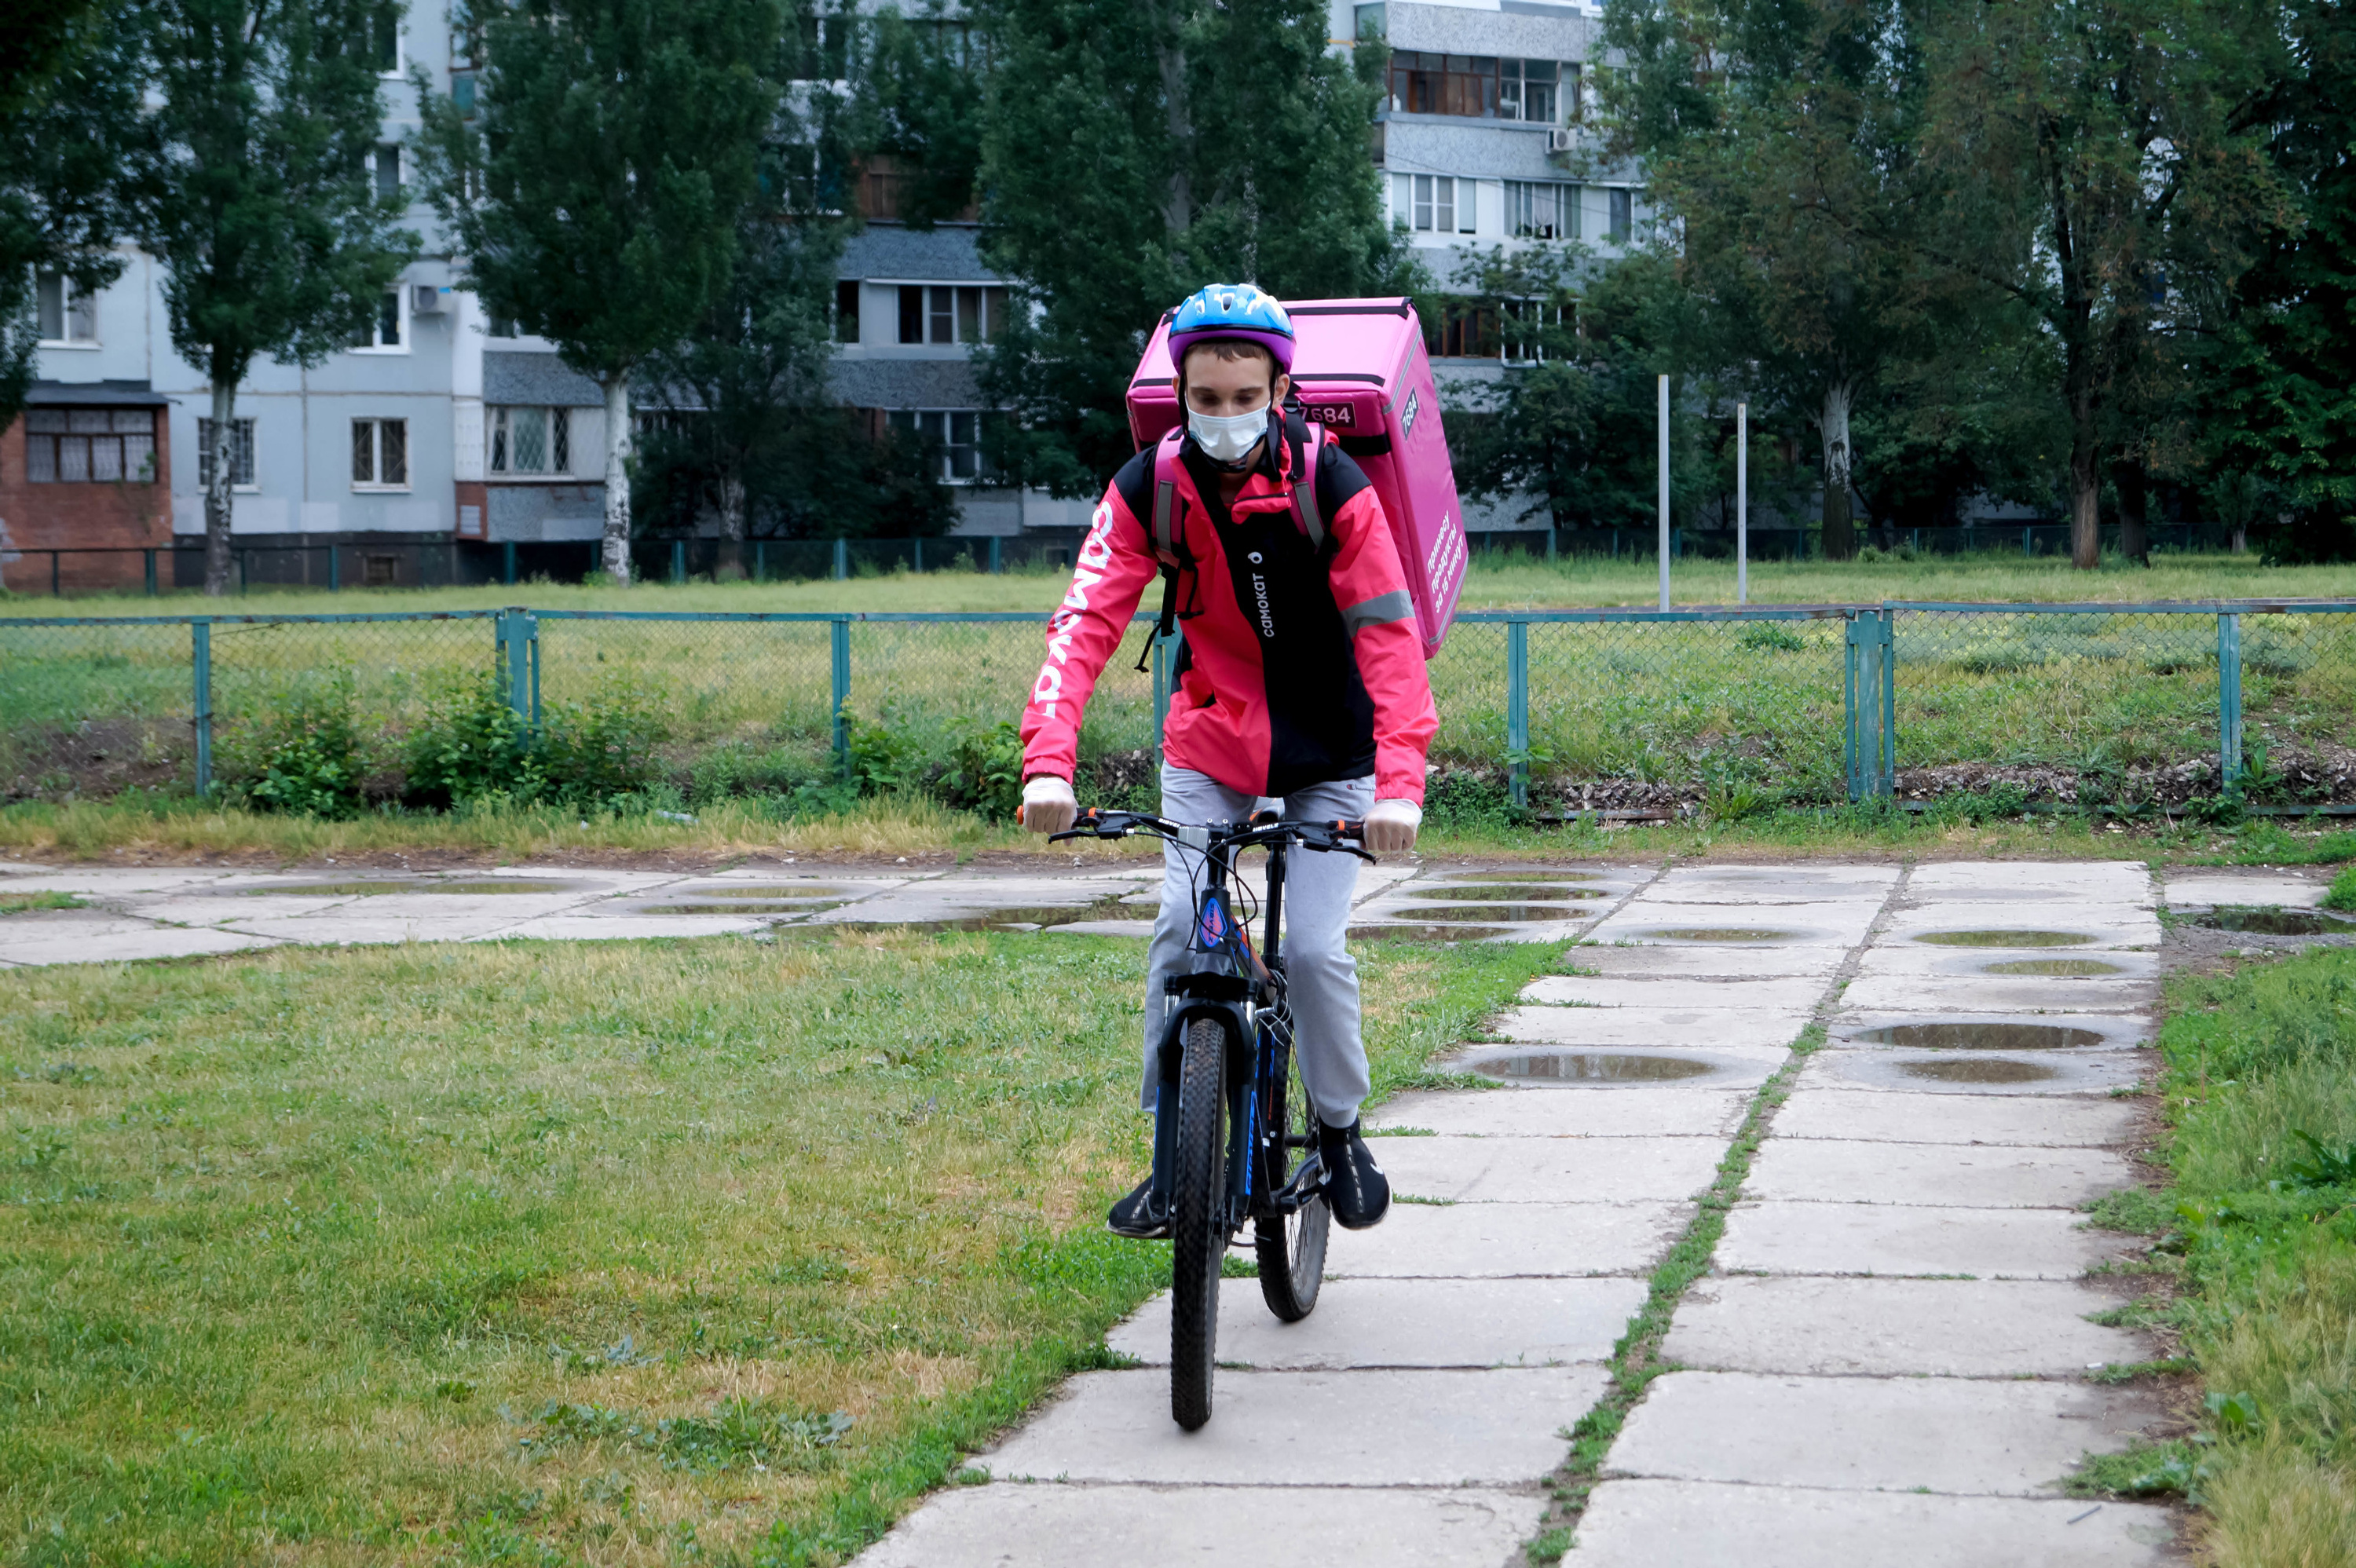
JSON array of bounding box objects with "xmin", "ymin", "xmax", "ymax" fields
[
  {"xmin": 415, "ymin": 0, "xmax": 779, "ymax": 584},
  {"xmin": 972, "ymin": 0, "xmax": 1416, "ymax": 493},
  {"xmin": 134, "ymin": 0, "xmax": 417, "ymax": 596}
]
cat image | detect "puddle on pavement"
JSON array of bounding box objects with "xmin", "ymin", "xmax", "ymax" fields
[
  {"xmin": 1899, "ymin": 1057, "xmax": 2061, "ymax": 1084},
  {"xmin": 2197, "ymin": 905, "xmax": 2356, "ymax": 936},
  {"xmin": 1412, "ymin": 884, "xmax": 1606, "ymax": 903},
  {"xmin": 1912, "ymin": 929, "xmax": 2094, "ymax": 948},
  {"xmin": 1452, "ymin": 871, "xmax": 1604, "ymax": 884},
  {"xmin": 1644, "ymin": 927, "xmax": 1791, "ymax": 943},
  {"xmin": 649, "ymin": 901, "xmax": 847, "ymax": 917},
  {"xmin": 1390, "ymin": 903, "xmax": 1585, "ymax": 923},
  {"xmin": 831, "ymin": 894, "xmax": 1150, "ymax": 934},
  {"xmin": 1349, "ymin": 924, "xmax": 1531, "ymax": 943},
  {"xmin": 668, "ymin": 884, "xmax": 854, "ymax": 900},
  {"xmin": 1470, "ymin": 1051, "xmax": 1716, "ymax": 1083},
  {"xmin": 1981, "ymin": 957, "xmax": 2130, "ymax": 977},
  {"xmin": 243, "ymin": 879, "xmax": 578, "ymax": 897},
  {"xmin": 1854, "ymin": 1022, "xmax": 2110, "ymax": 1050}
]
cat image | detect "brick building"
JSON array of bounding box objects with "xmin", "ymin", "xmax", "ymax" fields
[{"xmin": 0, "ymin": 380, "xmax": 171, "ymax": 593}]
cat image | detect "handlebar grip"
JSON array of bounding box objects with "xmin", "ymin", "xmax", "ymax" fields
[{"xmin": 1332, "ymin": 817, "xmax": 1365, "ymax": 839}]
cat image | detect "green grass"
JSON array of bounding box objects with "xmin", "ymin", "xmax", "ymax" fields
[
  {"xmin": 0, "ymin": 924, "xmax": 1546, "ymax": 1566},
  {"xmin": 0, "ymin": 890, "xmax": 82, "ymax": 915},
  {"xmin": 2119, "ymin": 946, "xmax": 2356, "ymax": 1559}
]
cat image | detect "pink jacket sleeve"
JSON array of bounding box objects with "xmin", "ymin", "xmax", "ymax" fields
[
  {"xmin": 1324, "ymin": 484, "xmax": 1438, "ymax": 803},
  {"xmin": 1017, "ymin": 484, "xmax": 1162, "ymax": 783}
]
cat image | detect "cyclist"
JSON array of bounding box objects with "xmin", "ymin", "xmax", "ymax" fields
[{"xmin": 1016, "ymin": 283, "xmax": 1438, "ymax": 1238}]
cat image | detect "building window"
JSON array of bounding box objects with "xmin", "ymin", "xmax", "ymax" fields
[
  {"xmin": 1504, "ymin": 180, "xmax": 1579, "ymax": 240},
  {"xmin": 1395, "ymin": 174, "xmax": 1474, "ymax": 235},
  {"xmin": 349, "ymin": 288, "xmax": 405, "ymax": 351},
  {"xmin": 35, "ymin": 272, "xmax": 97, "ymax": 345},
  {"xmin": 351, "ymin": 417, "xmax": 408, "ymax": 488},
  {"xmin": 489, "ymin": 406, "xmax": 573, "ymax": 475},
  {"xmin": 24, "ymin": 408, "xmax": 155, "ymax": 483},
  {"xmin": 1500, "ymin": 298, "xmax": 1571, "ymax": 363},
  {"xmin": 1497, "ymin": 60, "xmax": 1564, "ymax": 124},
  {"xmin": 887, "ymin": 408, "xmax": 988, "ymax": 482},
  {"xmin": 196, "ymin": 416, "xmax": 257, "ymax": 490},
  {"xmin": 1387, "ymin": 52, "xmax": 1495, "ymax": 117},
  {"xmin": 836, "ymin": 280, "xmax": 861, "ymax": 344},
  {"xmin": 1424, "ymin": 301, "xmax": 1497, "ymax": 360},
  {"xmin": 371, "ymin": 143, "xmax": 401, "ymax": 199},
  {"xmin": 788, "ymin": 12, "xmax": 855, "ymax": 81},
  {"xmin": 895, "ymin": 284, "xmax": 1008, "ymax": 345},
  {"xmin": 1609, "ymin": 188, "xmax": 1634, "ymax": 245},
  {"xmin": 368, "ymin": 2, "xmax": 401, "ymax": 72}
]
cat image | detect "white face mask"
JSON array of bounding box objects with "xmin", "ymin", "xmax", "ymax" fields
[{"xmin": 1187, "ymin": 406, "xmax": 1268, "ymax": 466}]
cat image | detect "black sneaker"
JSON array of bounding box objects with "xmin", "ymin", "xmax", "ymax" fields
[
  {"xmin": 1318, "ymin": 1119, "xmax": 1390, "ymax": 1230},
  {"xmin": 1107, "ymin": 1177, "xmax": 1170, "ymax": 1239}
]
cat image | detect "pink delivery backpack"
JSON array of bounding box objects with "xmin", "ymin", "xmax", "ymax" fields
[{"xmin": 1125, "ymin": 296, "xmax": 1469, "ymax": 660}]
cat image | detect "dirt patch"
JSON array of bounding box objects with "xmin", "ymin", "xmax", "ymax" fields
[{"xmin": 2, "ymin": 718, "xmax": 188, "ymax": 803}]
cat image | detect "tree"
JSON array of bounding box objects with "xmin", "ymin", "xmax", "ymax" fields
[
  {"xmin": 2197, "ymin": 0, "xmax": 2356, "ymax": 555},
  {"xmin": 1604, "ymin": 0, "xmax": 1965, "ymax": 560},
  {"xmin": 1441, "ymin": 245, "xmax": 1719, "ymax": 536},
  {"xmin": 1915, "ymin": 0, "xmax": 2293, "ymax": 568},
  {"xmin": 972, "ymin": 0, "xmax": 1418, "ymax": 494},
  {"xmin": 854, "ymin": 0, "xmax": 986, "ymax": 228},
  {"xmin": 416, "ymin": 0, "xmax": 780, "ymax": 584},
  {"xmin": 134, "ymin": 0, "xmax": 417, "ymax": 596},
  {"xmin": 0, "ymin": 0, "xmax": 143, "ymax": 439}
]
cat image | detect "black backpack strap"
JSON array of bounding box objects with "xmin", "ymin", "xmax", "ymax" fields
[
  {"xmin": 1135, "ymin": 434, "xmax": 1191, "ymax": 673},
  {"xmin": 1289, "ymin": 419, "xmax": 1327, "ymax": 554}
]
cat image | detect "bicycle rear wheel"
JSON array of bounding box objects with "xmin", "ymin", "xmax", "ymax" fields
[
  {"xmin": 1255, "ymin": 1024, "xmax": 1330, "ymax": 1322},
  {"xmin": 1169, "ymin": 1014, "xmax": 1229, "ymax": 1431}
]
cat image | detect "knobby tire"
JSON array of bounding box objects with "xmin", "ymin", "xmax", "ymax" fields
[{"xmin": 1169, "ymin": 1015, "xmax": 1228, "ymax": 1431}]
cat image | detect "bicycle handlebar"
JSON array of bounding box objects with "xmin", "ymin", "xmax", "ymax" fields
[{"xmin": 1048, "ymin": 807, "xmax": 1375, "ymax": 861}]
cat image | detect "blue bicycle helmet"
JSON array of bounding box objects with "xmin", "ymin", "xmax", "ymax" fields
[{"xmin": 1167, "ymin": 283, "xmax": 1296, "ymax": 373}]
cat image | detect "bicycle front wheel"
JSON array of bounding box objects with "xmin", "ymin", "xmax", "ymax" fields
[
  {"xmin": 1255, "ymin": 1025, "xmax": 1330, "ymax": 1322},
  {"xmin": 1169, "ymin": 1014, "xmax": 1229, "ymax": 1432}
]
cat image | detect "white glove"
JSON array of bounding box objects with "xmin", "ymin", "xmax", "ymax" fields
[
  {"xmin": 1019, "ymin": 774, "xmax": 1077, "ymax": 835},
  {"xmin": 1363, "ymin": 798, "xmax": 1421, "ymax": 854}
]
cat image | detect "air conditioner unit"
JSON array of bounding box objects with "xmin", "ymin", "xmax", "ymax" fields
[
  {"xmin": 1546, "ymin": 128, "xmax": 1575, "ymax": 154},
  {"xmin": 411, "ymin": 284, "xmax": 448, "ymax": 315}
]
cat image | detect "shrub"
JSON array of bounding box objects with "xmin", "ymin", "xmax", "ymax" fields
[
  {"xmin": 402, "ymin": 672, "xmax": 535, "ymax": 809},
  {"xmin": 938, "ymin": 718, "xmax": 1024, "ymax": 821},
  {"xmin": 1738, "ymin": 623, "xmax": 1806, "ymax": 654},
  {"xmin": 538, "ymin": 681, "xmax": 669, "ymax": 803},
  {"xmin": 242, "ymin": 671, "xmax": 369, "ymax": 818}
]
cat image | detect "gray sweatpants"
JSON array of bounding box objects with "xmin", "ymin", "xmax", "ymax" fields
[{"xmin": 1141, "ymin": 763, "xmax": 1377, "ymax": 1130}]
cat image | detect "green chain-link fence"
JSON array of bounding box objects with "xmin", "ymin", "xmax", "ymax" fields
[{"xmin": 2, "ymin": 601, "xmax": 2351, "ymax": 816}]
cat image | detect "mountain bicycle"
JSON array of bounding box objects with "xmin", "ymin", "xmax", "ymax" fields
[{"xmin": 1051, "ymin": 806, "xmax": 1373, "ymax": 1431}]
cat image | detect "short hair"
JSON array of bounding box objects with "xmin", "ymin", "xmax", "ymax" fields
[{"xmin": 1180, "ymin": 338, "xmax": 1278, "ymax": 394}]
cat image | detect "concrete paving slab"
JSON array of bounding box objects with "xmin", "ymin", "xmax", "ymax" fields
[
  {"xmin": 1369, "ymin": 1087, "xmax": 1753, "ymax": 1139},
  {"xmin": 1377, "ymin": 1134, "xmax": 1727, "ymax": 1203},
  {"xmin": 1323, "ymin": 1199, "xmax": 1693, "ymax": 1277},
  {"xmin": 1838, "ymin": 974, "xmax": 2157, "ymax": 1014},
  {"xmin": 2164, "ymin": 872, "xmax": 2329, "ymax": 909},
  {"xmin": 1883, "ymin": 905, "xmax": 2160, "ymax": 948},
  {"xmin": 1564, "ymin": 945, "xmax": 1849, "ymax": 979},
  {"xmin": 848, "ymin": 1483, "xmax": 1547, "ymax": 1568},
  {"xmin": 1718, "ymin": 1201, "xmax": 2131, "ymax": 1280},
  {"xmin": 979, "ymin": 1366, "xmax": 1608, "ymax": 1486},
  {"xmin": 1608, "ymin": 1371, "xmax": 2155, "ymax": 1494},
  {"xmin": 1579, "ymin": 917, "xmax": 1867, "ymax": 949},
  {"xmin": 1745, "ymin": 1139, "xmax": 2135, "ymax": 1208},
  {"xmin": 1908, "ymin": 860, "xmax": 2157, "ymax": 905},
  {"xmin": 1808, "ymin": 1047, "xmax": 2150, "ymax": 1098},
  {"xmin": 1494, "ymin": 1005, "xmax": 1811, "ymax": 1050},
  {"xmin": 1109, "ymin": 1276, "xmax": 1645, "ymax": 1368},
  {"xmin": 1352, "ymin": 917, "xmax": 1595, "ymax": 944},
  {"xmin": 0, "ymin": 923, "xmax": 281, "ymax": 965},
  {"xmin": 1774, "ymin": 1089, "xmax": 2142, "ymax": 1147},
  {"xmin": 1648, "ymin": 865, "xmax": 1901, "ymax": 904},
  {"xmin": 488, "ymin": 913, "xmax": 774, "ymax": 941},
  {"xmin": 1827, "ymin": 1011, "xmax": 2149, "ymax": 1051},
  {"xmin": 1041, "ymin": 919, "xmax": 1158, "ymax": 938},
  {"xmin": 1852, "ymin": 944, "xmax": 2161, "ymax": 981},
  {"xmin": 1662, "ymin": 1277, "xmax": 2149, "ymax": 1376},
  {"xmin": 1435, "ymin": 1044, "xmax": 1793, "ymax": 1095},
  {"xmin": 1520, "ymin": 974, "xmax": 1827, "ymax": 1011},
  {"xmin": 1572, "ymin": 1478, "xmax": 2177, "ymax": 1566},
  {"xmin": 220, "ymin": 906, "xmax": 584, "ymax": 945}
]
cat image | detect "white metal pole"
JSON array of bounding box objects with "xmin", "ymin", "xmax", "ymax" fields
[
  {"xmin": 1657, "ymin": 373, "xmax": 1670, "ymax": 610},
  {"xmin": 1736, "ymin": 401, "xmax": 1748, "ymax": 606}
]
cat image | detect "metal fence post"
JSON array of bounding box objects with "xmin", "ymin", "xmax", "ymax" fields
[
  {"xmin": 495, "ymin": 609, "xmax": 536, "ymax": 729},
  {"xmin": 831, "ymin": 616, "xmax": 851, "ymax": 776},
  {"xmin": 670, "ymin": 539, "xmax": 686, "ymax": 584},
  {"xmin": 1844, "ymin": 611, "xmax": 1894, "ymax": 802},
  {"xmin": 1506, "ymin": 620, "xmax": 1531, "ymax": 810},
  {"xmin": 989, "ymin": 536, "xmax": 1003, "ymax": 573},
  {"xmin": 502, "ymin": 541, "xmax": 517, "ymax": 586},
  {"xmin": 754, "ymin": 539, "xmax": 766, "ymax": 581},
  {"xmin": 832, "ymin": 538, "xmax": 848, "ymax": 581},
  {"xmin": 144, "ymin": 548, "xmax": 156, "ymax": 596},
  {"xmin": 1152, "ymin": 626, "xmax": 1180, "ymax": 768},
  {"xmin": 192, "ymin": 620, "xmax": 212, "ymax": 797},
  {"xmin": 2219, "ymin": 611, "xmax": 2243, "ymax": 792}
]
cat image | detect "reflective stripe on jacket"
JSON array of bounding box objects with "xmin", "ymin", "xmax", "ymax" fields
[{"xmin": 1019, "ymin": 413, "xmax": 1437, "ymax": 803}]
